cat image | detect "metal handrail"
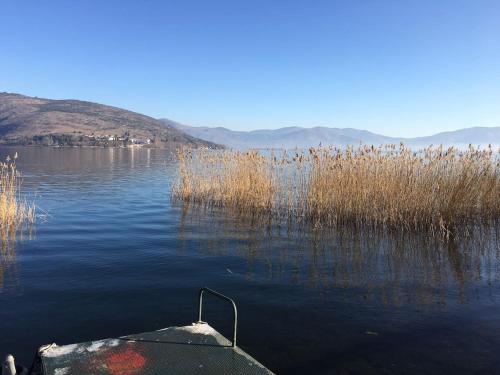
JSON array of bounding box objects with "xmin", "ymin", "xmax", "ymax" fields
[{"xmin": 197, "ymin": 287, "xmax": 238, "ymax": 347}]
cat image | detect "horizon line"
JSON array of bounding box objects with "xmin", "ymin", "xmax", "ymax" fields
[{"xmin": 2, "ymin": 91, "xmax": 498, "ymax": 139}]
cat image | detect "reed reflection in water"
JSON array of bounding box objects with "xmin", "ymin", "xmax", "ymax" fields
[
  {"xmin": 0, "ymin": 237, "xmax": 18, "ymax": 292},
  {"xmin": 177, "ymin": 203, "xmax": 499, "ymax": 307},
  {"xmin": 0, "ymin": 146, "xmax": 499, "ymax": 373},
  {"xmin": 0, "ymin": 156, "xmax": 36, "ymax": 292},
  {"xmin": 0, "ymin": 225, "xmax": 35, "ymax": 292}
]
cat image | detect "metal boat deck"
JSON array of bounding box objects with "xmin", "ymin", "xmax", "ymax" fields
[
  {"xmin": 39, "ymin": 322, "xmax": 272, "ymax": 374},
  {"xmin": 32, "ymin": 288, "xmax": 274, "ymax": 375}
]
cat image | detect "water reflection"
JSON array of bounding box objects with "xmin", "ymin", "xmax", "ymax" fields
[
  {"xmin": 0, "ymin": 225, "xmax": 35, "ymax": 291},
  {"xmin": 0, "ymin": 238, "xmax": 18, "ymax": 291},
  {"xmin": 177, "ymin": 204, "xmax": 499, "ymax": 306},
  {"xmin": 0, "ymin": 146, "xmax": 167, "ymax": 292},
  {"xmin": 0, "ymin": 146, "xmax": 498, "ymax": 373}
]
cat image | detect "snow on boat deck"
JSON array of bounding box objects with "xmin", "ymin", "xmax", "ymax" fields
[{"xmin": 39, "ymin": 322, "xmax": 274, "ymax": 375}]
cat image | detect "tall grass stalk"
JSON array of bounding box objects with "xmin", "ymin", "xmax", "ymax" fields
[
  {"xmin": 173, "ymin": 144, "xmax": 499, "ymax": 236},
  {"xmin": 0, "ymin": 154, "xmax": 35, "ymax": 236}
]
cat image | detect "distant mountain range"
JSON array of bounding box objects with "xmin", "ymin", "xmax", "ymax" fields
[
  {"xmin": 1, "ymin": 92, "xmax": 497, "ymax": 150},
  {"xmin": 0, "ymin": 92, "xmax": 218, "ymax": 148},
  {"xmin": 168, "ymin": 122, "xmax": 500, "ymax": 150}
]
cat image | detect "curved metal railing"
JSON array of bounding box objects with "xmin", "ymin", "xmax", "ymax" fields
[{"xmin": 197, "ymin": 287, "xmax": 238, "ymax": 347}]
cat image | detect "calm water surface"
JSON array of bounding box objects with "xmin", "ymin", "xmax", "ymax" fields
[{"xmin": 0, "ymin": 146, "xmax": 499, "ymax": 374}]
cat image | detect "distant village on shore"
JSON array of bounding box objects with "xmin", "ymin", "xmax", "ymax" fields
[{"xmin": 4, "ymin": 132, "xmax": 154, "ymax": 148}]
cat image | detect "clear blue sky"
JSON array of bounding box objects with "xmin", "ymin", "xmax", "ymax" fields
[{"xmin": 1, "ymin": 0, "xmax": 499, "ymax": 137}]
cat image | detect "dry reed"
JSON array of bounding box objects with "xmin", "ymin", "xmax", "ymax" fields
[
  {"xmin": 0, "ymin": 154, "xmax": 35, "ymax": 236},
  {"xmin": 173, "ymin": 144, "xmax": 500, "ymax": 236}
]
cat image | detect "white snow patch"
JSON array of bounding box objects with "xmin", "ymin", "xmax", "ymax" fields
[
  {"xmin": 106, "ymin": 339, "xmax": 120, "ymax": 347},
  {"xmin": 177, "ymin": 323, "xmax": 216, "ymax": 336},
  {"xmin": 42, "ymin": 338, "xmax": 122, "ymax": 357},
  {"xmin": 86, "ymin": 340, "xmax": 105, "ymax": 352},
  {"xmin": 42, "ymin": 344, "xmax": 79, "ymax": 358},
  {"xmin": 54, "ymin": 368, "xmax": 70, "ymax": 375}
]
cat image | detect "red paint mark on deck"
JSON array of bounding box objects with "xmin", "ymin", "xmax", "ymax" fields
[{"xmin": 105, "ymin": 347, "xmax": 146, "ymax": 375}]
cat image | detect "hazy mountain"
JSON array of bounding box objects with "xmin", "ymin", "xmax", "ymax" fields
[
  {"xmin": 167, "ymin": 122, "xmax": 499, "ymax": 150},
  {"xmin": 407, "ymin": 127, "xmax": 500, "ymax": 149},
  {"xmin": 2, "ymin": 92, "xmax": 495, "ymax": 149},
  {"xmin": 0, "ymin": 92, "xmax": 219, "ymax": 148}
]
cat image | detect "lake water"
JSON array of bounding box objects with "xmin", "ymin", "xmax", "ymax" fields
[{"xmin": 0, "ymin": 146, "xmax": 499, "ymax": 374}]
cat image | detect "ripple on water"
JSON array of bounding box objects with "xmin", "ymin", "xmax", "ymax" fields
[{"xmin": 0, "ymin": 147, "xmax": 499, "ymax": 375}]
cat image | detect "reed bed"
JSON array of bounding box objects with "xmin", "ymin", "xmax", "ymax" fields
[
  {"xmin": 173, "ymin": 144, "xmax": 500, "ymax": 236},
  {"xmin": 0, "ymin": 154, "xmax": 35, "ymax": 236}
]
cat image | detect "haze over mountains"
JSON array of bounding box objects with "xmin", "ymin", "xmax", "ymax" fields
[
  {"xmin": 0, "ymin": 92, "xmax": 497, "ymax": 150},
  {"xmin": 169, "ymin": 123, "xmax": 500, "ymax": 150}
]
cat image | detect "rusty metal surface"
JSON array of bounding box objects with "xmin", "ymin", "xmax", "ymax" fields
[{"xmin": 39, "ymin": 322, "xmax": 274, "ymax": 375}]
